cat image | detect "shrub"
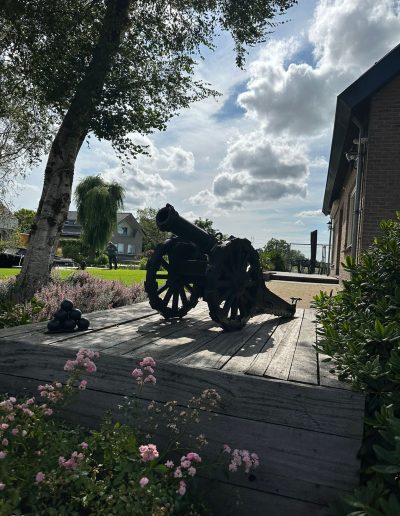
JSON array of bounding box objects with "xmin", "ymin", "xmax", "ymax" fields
[
  {"xmin": 138, "ymin": 257, "xmax": 148, "ymax": 270},
  {"xmin": 34, "ymin": 272, "xmax": 147, "ymax": 321},
  {"xmin": 0, "ymin": 272, "xmax": 147, "ymax": 328},
  {"xmin": 0, "ymin": 350, "xmax": 260, "ymax": 515},
  {"xmin": 312, "ymin": 214, "xmax": 400, "ymax": 513}
]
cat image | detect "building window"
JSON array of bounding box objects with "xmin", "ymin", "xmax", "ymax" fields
[
  {"xmin": 65, "ymin": 220, "xmax": 70, "ymax": 225},
  {"xmin": 117, "ymin": 243, "xmax": 124, "ymax": 254},
  {"xmin": 346, "ymin": 189, "xmax": 356, "ymax": 247},
  {"xmin": 127, "ymin": 244, "xmax": 135, "ymax": 255},
  {"xmin": 118, "ymin": 226, "xmax": 128, "ymax": 235}
]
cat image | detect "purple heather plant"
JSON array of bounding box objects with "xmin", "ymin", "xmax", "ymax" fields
[{"xmin": 0, "ymin": 272, "xmax": 146, "ymax": 328}]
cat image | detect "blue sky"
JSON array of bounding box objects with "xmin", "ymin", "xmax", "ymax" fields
[{"xmin": 14, "ymin": 0, "xmax": 400, "ymax": 257}]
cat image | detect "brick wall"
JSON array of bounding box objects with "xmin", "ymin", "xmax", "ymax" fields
[{"xmin": 361, "ymin": 75, "xmax": 400, "ymax": 250}]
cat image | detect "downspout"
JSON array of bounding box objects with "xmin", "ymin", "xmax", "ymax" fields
[
  {"xmin": 327, "ymin": 219, "xmax": 333, "ymax": 275},
  {"xmin": 351, "ymin": 117, "xmax": 367, "ymax": 262}
]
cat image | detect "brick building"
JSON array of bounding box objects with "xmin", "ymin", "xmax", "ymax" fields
[{"xmin": 323, "ymin": 44, "xmax": 400, "ymax": 280}]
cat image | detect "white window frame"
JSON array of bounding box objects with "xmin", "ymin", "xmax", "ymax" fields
[
  {"xmin": 127, "ymin": 244, "xmax": 134, "ymax": 255},
  {"xmin": 117, "ymin": 243, "xmax": 124, "ymax": 254}
]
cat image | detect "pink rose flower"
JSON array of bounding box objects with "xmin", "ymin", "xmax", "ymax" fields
[
  {"xmin": 165, "ymin": 460, "xmax": 174, "ymax": 468},
  {"xmin": 35, "ymin": 472, "xmax": 45, "ymax": 483},
  {"xmin": 80, "ymin": 442, "xmax": 88, "ymax": 449},
  {"xmin": 131, "ymin": 368, "xmax": 143, "ymax": 379},
  {"xmin": 139, "ymin": 477, "xmax": 149, "ymax": 488},
  {"xmin": 174, "ymin": 467, "xmax": 182, "ymax": 478},
  {"xmin": 188, "ymin": 466, "xmax": 196, "ymax": 477},
  {"xmin": 186, "ymin": 452, "xmax": 201, "ymax": 463},
  {"xmin": 2, "ymin": 439, "xmax": 8, "ymax": 447},
  {"xmin": 11, "ymin": 428, "xmax": 18, "ymax": 436},
  {"xmin": 176, "ymin": 480, "xmax": 186, "ymax": 496},
  {"xmin": 139, "ymin": 443, "xmax": 159, "ymax": 462},
  {"xmin": 0, "ymin": 483, "xmax": 5, "ymax": 491},
  {"xmin": 223, "ymin": 444, "xmax": 231, "ymax": 454},
  {"xmin": 139, "ymin": 357, "xmax": 156, "ymax": 368},
  {"xmin": 0, "ymin": 451, "xmax": 7, "ymax": 459},
  {"xmin": 79, "ymin": 380, "xmax": 87, "ymax": 390},
  {"xmin": 144, "ymin": 374, "xmax": 156, "ymax": 385}
]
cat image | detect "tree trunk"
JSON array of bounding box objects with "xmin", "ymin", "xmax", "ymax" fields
[
  {"xmin": 15, "ymin": 0, "xmax": 131, "ymax": 301},
  {"xmin": 15, "ymin": 127, "xmax": 85, "ymax": 300}
]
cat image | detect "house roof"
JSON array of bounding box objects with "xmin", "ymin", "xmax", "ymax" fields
[
  {"xmin": 65, "ymin": 211, "xmax": 143, "ymax": 234},
  {"xmin": 322, "ymin": 43, "xmax": 400, "ymax": 215}
]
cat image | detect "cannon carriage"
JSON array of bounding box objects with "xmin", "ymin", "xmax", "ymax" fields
[{"xmin": 144, "ymin": 204, "xmax": 298, "ymax": 331}]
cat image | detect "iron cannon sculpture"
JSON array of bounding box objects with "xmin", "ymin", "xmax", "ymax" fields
[{"xmin": 144, "ymin": 204, "xmax": 298, "ymax": 331}]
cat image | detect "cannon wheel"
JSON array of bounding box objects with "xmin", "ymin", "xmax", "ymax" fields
[
  {"xmin": 205, "ymin": 238, "xmax": 260, "ymax": 331},
  {"xmin": 145, "ymin": 238, "xmax": 199, "ymax": 319}
]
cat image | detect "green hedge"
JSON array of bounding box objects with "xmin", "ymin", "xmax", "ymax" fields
[{"xmin": 313, "ymin": 214, "xmax": 400, "ymax": 515}]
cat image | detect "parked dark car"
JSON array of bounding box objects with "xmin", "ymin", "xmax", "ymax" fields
[{"xmin": 0, "ymin": 249, "xmax": 24, "ymax": 268}]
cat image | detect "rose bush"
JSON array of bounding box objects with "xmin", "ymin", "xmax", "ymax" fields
[{"xmin": 0, "ymin": 349, "xmax": 259, "ymax": 515}]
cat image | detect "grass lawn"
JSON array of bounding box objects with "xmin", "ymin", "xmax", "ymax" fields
[{"xmin": 0, "ymin": 268, "xmax": 147, "ymax": 286}]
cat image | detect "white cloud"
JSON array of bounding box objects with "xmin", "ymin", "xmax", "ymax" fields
[
  {"xmin": 220, "ymin": 132, "xmax": 309, "ymax": 180},
  {"xmin": 160, "ymin": 146, "xmax": 195, "ymax": 175},
  {"xmin": 102, "ymin": 164, "xmax": 175, "ymax": 209},
  {"xmin": 195, "ymin": 0, "xmax": 400, "ymax": 218},
  {"xmin": 238, "ymin": 0, "xmax": 400, "ymax": 139},
  {"xmin": 296, "ymin": 209, "xmax": 325, "ymax": 218}
]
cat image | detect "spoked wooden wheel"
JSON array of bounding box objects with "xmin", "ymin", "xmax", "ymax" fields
[
  {"xmin": 205, "ymin": 238, "xmax": 260, "ymax": 331},
  {"xmin": 144, "ymin": 238, "xmax": 199, "ymax": 319}
]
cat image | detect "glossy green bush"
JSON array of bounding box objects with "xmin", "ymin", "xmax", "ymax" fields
[{"xmin": 312, "ymin": 214, "xmax": 400, "ymax": 514}]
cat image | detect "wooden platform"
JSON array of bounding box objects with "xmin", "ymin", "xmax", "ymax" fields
[{"xmin": 0, "ymin": 302, "xmax": 364, "ymax": 515}]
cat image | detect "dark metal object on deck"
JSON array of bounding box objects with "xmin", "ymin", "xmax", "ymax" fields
[{"xmin": 145, "ymin": 204, "xmax": 298, "ymax": 331}]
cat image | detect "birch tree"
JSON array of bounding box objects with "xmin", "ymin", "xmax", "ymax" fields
[{"xmin": 1, "ymin": 0, "xmax": 296, "ymax": 300}]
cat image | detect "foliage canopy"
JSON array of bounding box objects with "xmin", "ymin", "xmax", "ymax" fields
[{"xmin": 0, "ymin": 0, "xmax": 296, "ymax": 160}]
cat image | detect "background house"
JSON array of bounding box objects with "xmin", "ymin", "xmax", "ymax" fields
[
  {"xmin": 62, "ymin": 211, "xmax": 144, "ymax": 262},
  {"xmin": 0, "ymin": 204, "xmax": 18, "ymax": 240},
  {"xmin": 323, "ymin": 44, "xmax": 400, "ymax": 280}
]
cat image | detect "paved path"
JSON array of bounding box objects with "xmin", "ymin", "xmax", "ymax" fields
[{"xmin": 267, "ymin": 280, "xmax": 341, "ymax": 309}]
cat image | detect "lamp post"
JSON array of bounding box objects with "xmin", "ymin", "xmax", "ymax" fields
[{"xmin": 327, "ymin": 220, "xmax": 333, "ymax": 276}]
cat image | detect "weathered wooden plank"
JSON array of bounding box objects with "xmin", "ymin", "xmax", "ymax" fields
[
  {"xmin": 245, "ymin": 310, "xmax": 304, "ymax": 377},
  {"xmin": 264, "ymin": 312, "xmax": 304, "ymax": 381},
  {"xmin": 221, "ymin": 316, "xmax": 281, "ymax": 374},
  {"xmin": 0, "ymin": 372, "xmax": 360, "ymax": 507},
  {"xmin": 0, "ymin": 342, "xmax": 365, "ymax": 439},
  {"xmin": 288, "ymin": 309, "xmax": 319, "ymax": 385},
  {"xmin": 120, "ymin": 315, "xmax": 220, "ymax": 361},
  {"xmin": 102, "ymin": 312, "xmax": 212, "ymax": 357},
  {"xmin": 47, "ymin": 313, "xmax": 167, "ymax": 351},
  {"xmin": 180, "ymin": 313, "xmax": 271, "ymax": 370},
  {"xmin": 196, "ymin": 479, "xmax": 327, "ymax": 516},
  {"xmin": 315, "ymin": 317, "xmax": 352, "ymax": 391},
  {"xmin": 319, "ymin": 354, "xmax": 352, "ymax": 390},
  {"xmin": 167, "ymin": 321, "xmax": 223, "ymax": 363},
  {"xmin": 0, "ymin": 302, "xmax": 158, "ymax": 346}
]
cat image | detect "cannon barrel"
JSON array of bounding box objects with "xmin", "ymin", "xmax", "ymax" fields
[{"xmin": 156, "ymin": 204, "xmax": 218, "ymax": 253}]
